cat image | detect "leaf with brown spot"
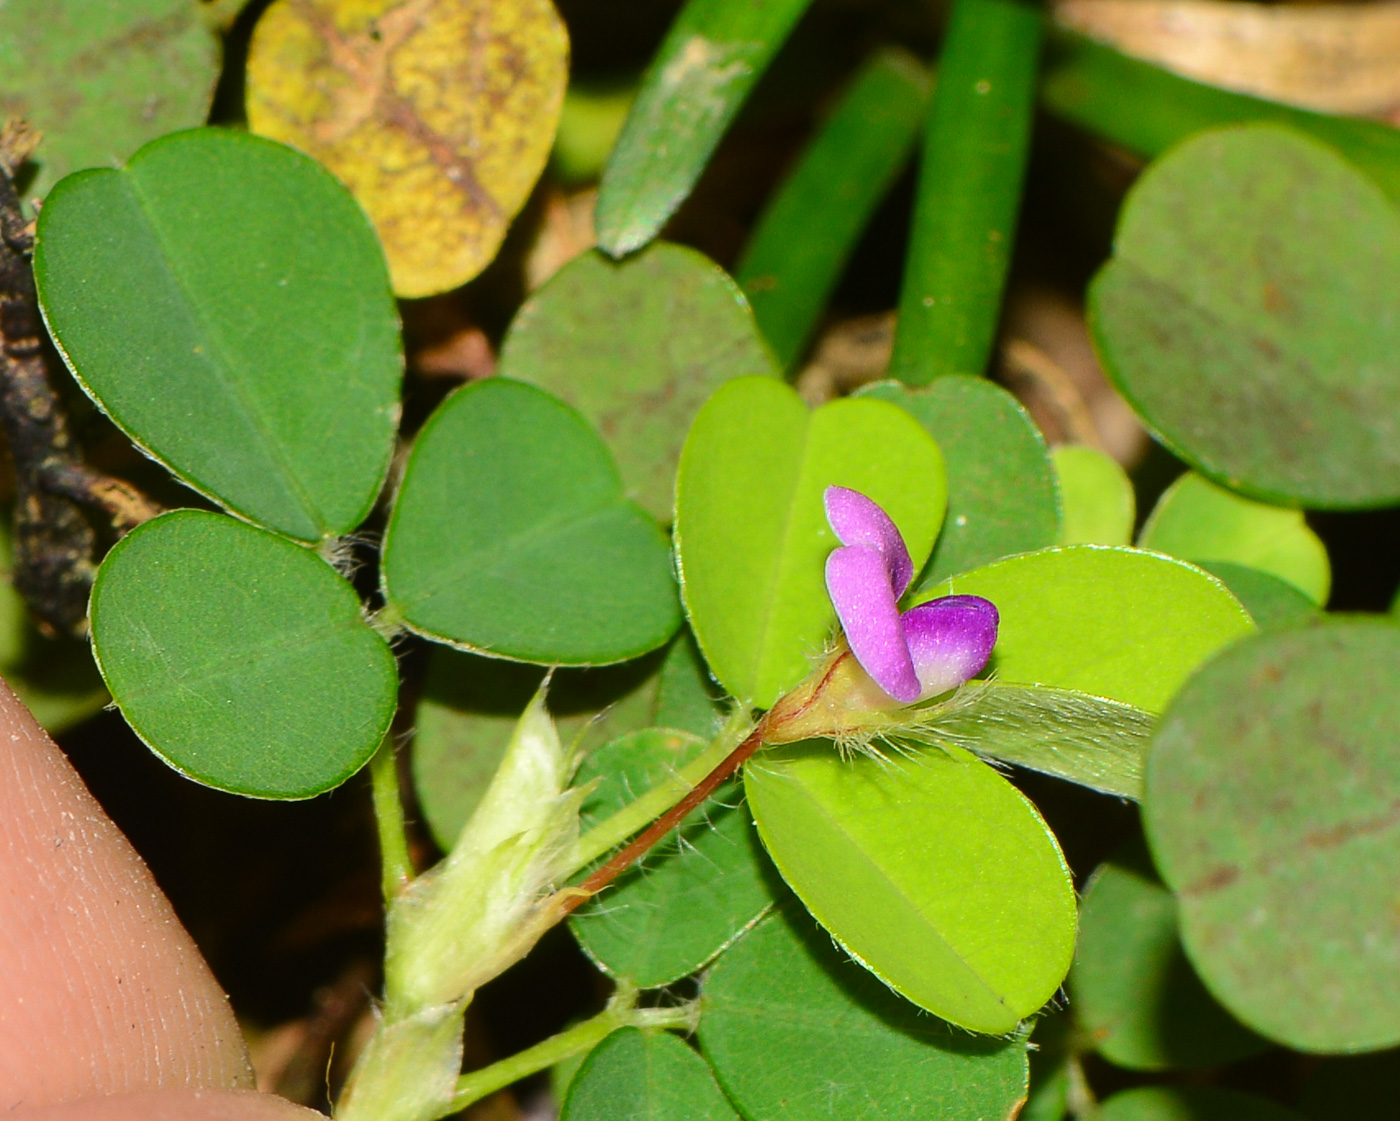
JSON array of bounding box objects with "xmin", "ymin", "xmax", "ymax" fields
[{"xmin": 246, "ymin": 0, "xmax": 568, "ymax": 297}]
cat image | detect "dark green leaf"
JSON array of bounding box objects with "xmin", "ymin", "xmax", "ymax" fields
[
  {"xmin": 35, "ymin": 128, "xmax": 401, "ymax": 541},
  {"xmin": 595, "ymin": 0, "xmax": 815, "ymax": 256},
  {"xmin": 700, "ymin": 906, "xmax": 1030, "ymax": 1120},
  {"xmin": 859, "ymin": 377, "xmax": 1060, "ymax": 586},
  {"xmin": 562, "ymin": 1028, "xmax": 739, "ymax": 1121},
  {"xmin": 1146, "ymin": 619, "xmax": 1400, "ymax": 1052},
  {"xmin": 500, "ymin": 243, "xmax": 776, "ymax": 521},
  {"xmin": 1072, "ymin": 838, "xmax": 1267, "ymax": 1070},
  {"xmin": 1195, "ymin": 562, "xmax": 1318, "ymax": 633},
  {"xmin": 889, "ymin": 0, "xmax": 1043, "ymax": 383},
  {"xmin": 570, "ymin": 729, "xmax": 774, "ymax": 987},
  {"xmin": 737, "ymin": 51, "xmax": 930, "ymax": 369},
  {"xmin": 1097, "ymin": 1087, "xmax": 1306, "ymax": 1121},
  {"xmin": 90, "ymin": 511, "xmax": 397, "ymax": 799},
  {"xmin": 1090, "ymin": 125, "xmax": 1400, "ymax": 509},
  {"xmin": 411, "ymin": 646, "xmax": 664, "ymax": 850},
  {"xmin": 0, "ymin": 0, "xmax": 220, "ymax": 205},
  {"xmin": 382, "ymin": 378, "xmax": 681, "ymax": 665},
  {"xmin": 1041, "ymin": 30, "xmax": 1400, "ymax": 204}
]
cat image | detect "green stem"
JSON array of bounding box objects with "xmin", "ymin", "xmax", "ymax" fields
[
  {"xmin": 370, "ymin": 736, "xmax": 414, "ymax": 904},
  {"xmin": 448, "ymin": 986, "xmax": 699, "ymax": 1113},
  {"xmin": 564, "ymin": 709, "xmax": 754, "ymax": 876}
]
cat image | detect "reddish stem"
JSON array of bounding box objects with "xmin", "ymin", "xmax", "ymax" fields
[{"xmin": 558, "ymin": 722, "xmax": 769, "ymax": 917}]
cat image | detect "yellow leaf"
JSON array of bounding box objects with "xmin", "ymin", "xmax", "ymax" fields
[{"xmin": 247, "ymin": 0, "xmax": 569, "ymax": 298}]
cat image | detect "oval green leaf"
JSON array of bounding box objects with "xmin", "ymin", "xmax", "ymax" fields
[
  {"xmin": 382, "ymin": 378, "xmax": 681, "ymax": 665},
  {"xmin": 0, "ymin": 0, "xmax": 220, "ymax": 205},
  {"xmin": 1195, "ymin": 561, "xmax": 1319, "ymax": 634},
  {"xmin": 1139, "ymin": 472, "xmax": 1330, "ymax": 604},
  {"xmin": 1146, "ymin": 619, "xmax": 1400, "ymax": 1052},
  {"xmin": 35, "ymin": 128, "xmax": 402, "ymax": 542},
  {"xmin": 1071, "ymin": 838, "xmax": 1267, "ymax": 1071},
  {"xmin": 90, "ymin": 510, "xmax": 397, "ymax": 799},
  {"xmin": 745, "ymin": 742, "xmax": 1076, "ymax": 1033},
  {"xmin": 700, "ymin": 906, "xmax": 1030, "ymax": 1120},
  {"xmin": 926, "ymin": 545, "xmax": 1255, "ymax": 712},
  {"xmin": 1098, "ymin": 1087, "xmax": 1306, "ymax": 1121},
  {"xmin": 1090, "ymin": 124, "xmax": 1400, "ymax": 509},
  {"xmin": 570, "ymin": 728, "xmax": 773, "ymax": 988},
  {"xmin": 562, "ymin": 1028, "xmax": 739, "ymax": 1121},
  {"xmin": 500, "ymin": 243, "xmax": 777, "ymax": 521},
  {"xmin": 1053, "ymin": 445, "xmax": 1135, "ymax": 546},
  {"xmin": 860, "ymin": 377, "xmax": 1061, "ymax": 587},
  {"xmin": 675, "ymin": 376, "xmax": 946, "ymax": 708}
]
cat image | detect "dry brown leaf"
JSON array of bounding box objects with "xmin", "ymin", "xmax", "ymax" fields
[
  {"xmin": 1055, "ymin": 0, "xmax": 1400, "ymax": 121},
  {"xmin": 247, "ymin": 0, "xmax": 569, "ymax": 298}
]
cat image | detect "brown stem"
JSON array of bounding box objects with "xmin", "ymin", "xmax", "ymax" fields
[{"xmin": 557, "ymin": 722, "xmax": 769, "ymax": 918}]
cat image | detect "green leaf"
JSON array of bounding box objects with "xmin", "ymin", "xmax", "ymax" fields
[
  {"xmin": 1139, "ymin": 472, "xmax": 1329, "ymax": 604},
  {"xmin": 737, "ymin": 50, "xmax": 930, "ymax": 369},
  {"xmin": 0, "ymin": 0, "xmax": 220, "ymax": 206},
  {"xmin": 1053, "ymin": 445, "xmax": 1135, "ymax": 546},
  {"xmin": 675, "ymin": 376, "xmax": 946, "ymax": 708},
  {"xmin": 744, "ymin": 741, "xmax": 1076, "ymax": 1032},
  {"xmin": 1146, "ymin": 619, "xmax": 1400, "ymax": 1052},
  {"xmin": 859, "ymin": 377, "xmax": 1060, "ymax": 587},
  {"xmin": 1195, "ymin": 562, "xmax": 1319, "ymax": 633},
  {"xmin": 1071, "ymin": 838, "xmax": 1267, "ymax": 1071},
  {"xmin": 500, "ymin": 243, "xmax": 777, "ymax": 521},
  {"xmin": 654, "ymin": 629, "xmax": 724, "ymax": 738},
  {"xmin": 889, "ymin": 0, "xmax": 1043, "ymax": 384},
  {"xmin": 570, "ymin": 729, "xmax": 774, "ymax": 988},
  {"xmin": 700, "ymin": 906, "xmax": 1030, "ymax": 1119},
  {"xmin": 382, "ymin": 378, "xmax": 681, "ymax": 665},
  {"xmin": 1097, "ymin": 1087, "xmax": 1306, "ymax": 1121},
  {"xmin": 1041, "ymin": 30, "xmax": 1400, "ymax": 204},
  {"xmin": 934, "ymin": 682, "xmax": 1154, "ymax": 800},
  {"xmin": 594, "ymin": 0, "xmax": 815, "ymax": 256},
  {"xmin": 35, "ymin": 128, "xmax": 401, "ymax": 542},
  {"xmin": 411, "ymin": 646, "xmax": 665, "ymax": 850},
  {"xmin": 1089, "ymin": 124, "xmax": 1400, "ymax": 509},
  {"xmin": 562, "ymin": 1028, "xmax": 739, "ymax": 1121},
  {"xmin": 1300, "ymin": 1052, "xmax": 1400, "ymax": 1121},
  {"xmin": 927, "ymin": 545, "xmax": 1254, "ymax": 713},
  {"xmin": 89, "ymin": 511, "xmax": 397, "ymax": 799}
]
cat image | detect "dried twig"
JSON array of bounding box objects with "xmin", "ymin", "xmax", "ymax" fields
[{"xmin": 0, "ymin": 120, "xmax": 160, "ymax": 636}]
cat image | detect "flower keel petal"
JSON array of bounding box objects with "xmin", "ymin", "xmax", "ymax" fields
[
  {"xmin": 823, "ymin": 485, "xmax": 914, "ymax": 598},
  {"xmin": 901, "ymin": 595, "xmax": 999, "ymax": 701},
  {"xmin": 825, "ymin": 545, "xmax": 921, "ymax": 703}
]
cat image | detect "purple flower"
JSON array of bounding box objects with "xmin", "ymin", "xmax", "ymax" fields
[{"xmin": 824, "ymin": 486, "xmax": 998, "ymax": 704}]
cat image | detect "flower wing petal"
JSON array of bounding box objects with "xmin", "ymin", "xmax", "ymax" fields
[
  {"xmin": 823, "ymin": 485, "xmax": 914, "ymax": 598},
  {"xmin": 901, "ymin": 595, "xmax": 999, "ymax": 701},
  {"xmin": 825, "ymin": 545, "xmax": 921, "ymax": 703}
]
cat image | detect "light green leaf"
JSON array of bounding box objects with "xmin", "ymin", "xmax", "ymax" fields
[
  {"xmin": 1139, "ymin": 472, "xmax": 1329, "ymax": 604},
  {"xmin": 926, "ymin": 545, "xmax": 1255, "ymax": 712},
  {"xmin": 562, "ymin": 1028, "xmax": 739, "ymax": 1121},
  {"xmin": 35, "ymin": 128, "xmax": 401, "ymax": 542},
  {"xmin": 500, "ymin": 243, "xmax": 777, "ymax": 521},
  {"xmin": 1090, "ymin": 124, "xmax": 1400, "ymax": 508},
  {"xmin": 1098, "ymin": 1087, "xmax": 1306, "ymax": 1121},
  {"xmin": 1146, "ymin": 619, "xmax": 1400, "ymax": 1053},
  {"xmin": 382, "ymin": 378, "xmax": 681, "ymax": 665},
  {"xmin": 745, "ymin": 741, "xmax": 1076, "ymax": 1033},
  {"xmin": 1053, "ymin": 445, "xmax": 1135, "ymax": 546},
  {"xmin": 1195, "ymin": 561, "xmax": 1319, "ymax": 633},
  {"xmin": 700, "ymin": 905, "xmax": 1030, "ymax": 1119},
  {"xmin": 570, "ymin": 728, "xmax": 773, "ymax": 988},
  {"xmin": 675, "ymin": 376, "xmax": 945, "ymax": 708},
  {"xmin": 860, "ymin": 377, "xmax": 1060, "ymax": 587},
  {"xmin": 1071, "ymin": 838, "xmax": 1267, "ymax": 1070},
  {"xmin": 89, "ymin": 511, "xmax": 397, "ymax": 799},
  {"xmin": 0, "ymin": 0, "xmax": 220, "ymax": 206}
]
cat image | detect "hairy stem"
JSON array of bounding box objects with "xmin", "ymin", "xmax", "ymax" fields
[
  {"xmin": 448, "ymin": 985, "xmax": 698, "ymax": 1113},
  {"xmin": 370, "ymin": 736, "xmax": 414, "ymax": 904}
]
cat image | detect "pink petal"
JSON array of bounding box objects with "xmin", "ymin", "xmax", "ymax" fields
[
  {"xmin": 901, "ymin": 595, "xmax": 999, "ymax": 701},
  {"xmin": 825, "ymin": 546, "xmax": 921, "ymax": 703},
  {"xmin": 823, "ymin": 486, "xmax": 914, "ymax": 599}
]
